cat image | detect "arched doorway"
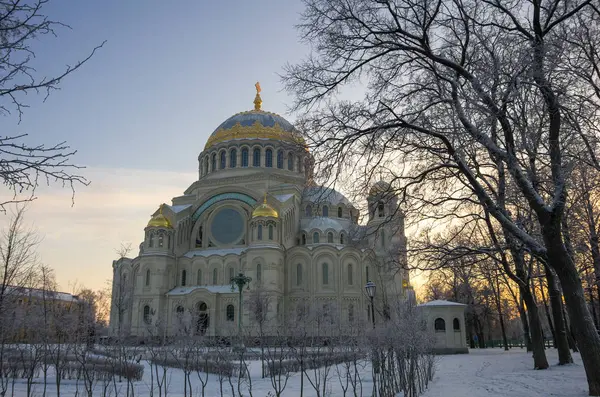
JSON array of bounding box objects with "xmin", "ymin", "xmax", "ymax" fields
[{"xmin": 195, "ymin": 301, "xmax": 209, "ymax": 335}]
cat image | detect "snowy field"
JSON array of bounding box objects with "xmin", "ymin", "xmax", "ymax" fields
[
  {"xmin": 7, "ymin": 348, "xmax": 589, "ymax": 396},
  {"xmin": 423, "ymin": 349, "xmax": 589, "ymax": 397}
]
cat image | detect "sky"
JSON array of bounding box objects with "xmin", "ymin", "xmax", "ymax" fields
[
  {"xmin": 0, "ymin": 0, "xmax": 314, "ymax": 292},
  {"xmin": 0, "ymin": 0, "xmax": 425, "ymax": 294}
]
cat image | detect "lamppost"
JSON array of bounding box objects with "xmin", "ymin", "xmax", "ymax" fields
[
  {"xmin": 365, "ymin": 280, "xmax": 379, "ymax": 376},
  {"xmin": 231, "ymin": 272, "xmax": 252, "ymax": 350},
  {"xmin": 365, "ymin": 281, "xmax": 376, "ymax": 329}
]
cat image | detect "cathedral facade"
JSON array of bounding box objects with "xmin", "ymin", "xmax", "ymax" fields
[{"xmin": 109, "ymin": 87, "xmax": 410, "ymax": 339}]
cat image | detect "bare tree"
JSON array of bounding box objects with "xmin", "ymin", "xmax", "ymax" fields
[
  {"xmin": 0, "ymin": 0, "xmax": 104, "ymax": 211},
  {"xmin": 284, "ymin": 1, "xmax": 600, "ymax": 393},
  {"xmin": 245, "ymin": 285, "xmax": 272, "ymax": 378},
  {"xmin": 0, "ymin": 205, "xmax": 39, "ymax": 396}
]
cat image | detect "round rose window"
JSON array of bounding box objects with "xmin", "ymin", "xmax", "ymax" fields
[{"xmin": 210, "ymin": 208, "xmax": 244, "ymax": 245}]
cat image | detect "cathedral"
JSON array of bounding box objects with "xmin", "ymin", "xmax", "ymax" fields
[{"xmin": 109, "ymin": 85, "xmax": 411, "ymax": 339}]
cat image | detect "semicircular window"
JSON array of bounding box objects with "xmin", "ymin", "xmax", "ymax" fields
[{"xmin": 211, "ymin": 208, "xmax": 245, "ymax": 245}]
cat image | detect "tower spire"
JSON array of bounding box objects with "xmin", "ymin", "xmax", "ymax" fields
[{"xmin": 254, "ymin": 81, "xmax": 262, "ymax": 110}]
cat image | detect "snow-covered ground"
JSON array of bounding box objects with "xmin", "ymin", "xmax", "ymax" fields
[
  {"xmin": 8, "ymin": 348, "xmax": 589, "ymax": 396},
  {"xmin": 423, "ymin": 348, "xmax": 589, "ymax": 397}
]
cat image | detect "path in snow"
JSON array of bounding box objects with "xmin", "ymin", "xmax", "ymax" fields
[{"xmin": 423, "ymin": 348, "xmax": 589, "ymax": 397}]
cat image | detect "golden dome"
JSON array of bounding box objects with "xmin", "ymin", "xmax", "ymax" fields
[
  {"xmin": 252, "ymin": 195, "xmax": 279, "ymax": 218},
  {"xmin": 204, "ymin": 84, "xmax": 306, "ymax": 150},
  {"xmin": 147, "ymin": 204, "xmax": 173, "ymax": 228}
]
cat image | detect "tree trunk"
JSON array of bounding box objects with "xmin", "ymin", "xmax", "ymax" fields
[
  {"xmin": 545, "ymin": 266, "xmax": 573, "ymax": 364},
  {"xmin": 585, "ymin": 194, "xmax": 600, "ymax": 301},
  {"xmin": 589, "ymin": 284, "xmax": 599, "ymax": 330},
  {"xmin": 537, "ymin": 264, "xmax": 557, "ymax": 348},
  {"xmin": 520, "ymin": 285, "xmax": 549, "ymax": 369},
  {"xmin": 519, "ymin": 300, "xmax": 533, "ymax": 351},
  {"xmin": 498, "ymin": 306, "xmax": 509, "ymax": 351},
  {"xmin": 492, "ymin": 273, "xmax": 510, "ymax": 351},
  {"xmin": 562, "ymin": 303, "xmax": 579, "ymax": 353},
  {"xmin": 510, "ymin": 246, "xmax": 548, "ymax": 367},
  {"xmin": 544, "ymin": 234, "xmax": 600, "ymax": 395}
]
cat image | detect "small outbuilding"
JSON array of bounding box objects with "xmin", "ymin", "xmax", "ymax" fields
[{"xmin": 418, "ymin": 300, "xmax": 468, "ymax": 354}]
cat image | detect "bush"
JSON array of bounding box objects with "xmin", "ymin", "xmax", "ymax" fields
[
  {"xmin": 264, "ymin": 351, "xmax": 365, "ymax": 376},
  {"xmin": 150, "ymin": 356, "xmax": 236, "ymax": 377}
]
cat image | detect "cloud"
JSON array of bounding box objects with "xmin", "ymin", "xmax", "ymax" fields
[{"xmin": 0, "ymin": 167, "xmax": 197, "ymax": 292}]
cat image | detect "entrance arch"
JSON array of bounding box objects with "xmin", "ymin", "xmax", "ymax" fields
[{"xmin": 195, "ymin": 301, "xmax": 209, "ymax": 335}]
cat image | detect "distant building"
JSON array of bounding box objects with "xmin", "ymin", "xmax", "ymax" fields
[
  {"xmin": 109, "ymin": 86, "xmax": 412, "ymax": 339},
  {"xmin": 1, "ymin": 286, "xmax": 91, "ymax": 342},
  {"xmin": 418, "ymin": 300, "xmax": 468, "ymax": 354}
]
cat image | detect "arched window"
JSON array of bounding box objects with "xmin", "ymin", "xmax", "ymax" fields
[
  {"xmin": 337, "ymin": 207, "xmax": 343, "ymax": 218},
  {"xmin": 296, "ymin": 305, "xmax": 305, "ymax": 322},
  {"xmin": 220, "ymin": 151, "xmax": 226, "ymax": 169},
  {"xmin": 226, "ymin": 304, "xmax": 235, "ymax": 321},
  {"xmin": 340, "ymin": 233, "xmax": 345, "ymax": 244},
  {"xmin": 196, "ymin": 226, "xmax": 203, "ymax": 248},
  {"xmin": 212, "ymin": 268, "xmax": 218, "ymax": 284},
  {"xmin": 313, "ymin": 232, "xmax": 320, "ymax": 244},
  {"xmin": 453, "ymin": 318, "xmax": 460, "ymax": 331},
  {"xmin": 197, "ymin": 269, "xmax": 202, "ymax": 285},
  {"xmin": 305, "ymin": 205, "xmax": 312, "ymax": 217},
  {"xmin": 301, "ymin": 234, "xmax": 306, "ymax": 245},
  {"xmin": 327, "ymin": 232, "xmax": 333, "ymax": 243},
  {"xmin": 204, "ymin": 157, "xmax": 209, "ymax": 175},
  {"xmin": 211, "ymin": 153, "xmax": 217, "ymax": 171},
  {"xmin": 257, "ymin": 224, "xmax": 263, "ymax": 240},
  {"xmin": 322, "ymin": 263, "xmax": 329, "ymax": 285},
  {"xmin": 277, "ymin": 150, "xmax": 284, "ymax": 168},
  {"xmin": 366, "ymin": 266, "xmax": 370, "ymax": 282},
  {"xmin": 434, "ymin": 318, "xmax": 446, "ymax": 332},
  {"xmin": 256, "ymin": 263, "xmax": 262, "ymax": 282},
  {"xmin": 265, "ymin": 148, "xmax": 273, "ymax": 167},
  {"xmin": 288, "ymin": 153, "xmax": 294, "ymax": 170},
  {"xmin": 241, "ymin": 148, "xmax": 249, "ymax": 167},
  {"xmin": 143, "ymin": 305, "xmax": 151, "ymax": 324},
  {"xmin": 230, "ymin": 148, "xmax": 237, "ymax": 168},
  {"xmin": 158, "ymin": 235, "xmax": 164, "ymax": 247},
  {"xmin": 181, "ymin": 270, "xmax": 187, "ymax": 286},
  {"xmin": 323, "ymin": 206, "xmax": 329, "ymax": 217},
  {"xmin": 347, "ymin": 263, "xmax": 353, "ymax": 285},
  {"xmin": 348, "ymin": 303, "xmax": 354, "ymax": 323},
  {"xmin": 176, "ymin": 305, "xmax": 184, "ymax": 315},
  {"xmin": 253, "ymin": 148, "xmax": 261, "ymax": 166},
  {"xmin": 145, "ymin": 269, "xmax": 151, "ymax": 286},
  {"xmin": 296, "ymin": 263, "xmax": 302, "ymax": 286},
  {"xmin": 378, "ymin": 201, "xmax": 385, "ymax": 218},
  {"xmin": 268, "ymin": 224, "xmax": 274, "ymax": 240},
  {"xmin": 229, "ymin": 267, "xmax": 234, "ymax": 281}
]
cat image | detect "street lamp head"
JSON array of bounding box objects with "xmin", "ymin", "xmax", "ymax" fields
[{"xmin": 365, "ymin": 281, "xmax": 376, "ymax": 298}]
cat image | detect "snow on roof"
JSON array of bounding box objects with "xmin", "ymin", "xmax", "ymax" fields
[
  {"xmin": 248, "ymin": 243, "xmax": 282, "ymax": 250},
  {"xmin": 303, "ymin": 186, "xmax": 353, "ymax": 206},
  {"xmin": 274, "ymin": 194, "xmax": 294, "ymax": 203},
  {"xmin": 183, "ymin": 247, "xmax": 247, "ymax": 258},
  {"xmin": 418, "ymin": 300, "xmax": 466, "ymax": 307},
  {"xmin": 5, "ymin": 286, "xmax": 80, "ymax": 303},
  {"xmin": 166, "ymin": 285, "xmax": 235, "ymax": 296},
  {"xmin": 301, "ymin": 217, "xmax": 346, "ymax": 232},
  {"xmin": 167, "ymin": 204, "xmax": 192, "ymax": 213}
]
